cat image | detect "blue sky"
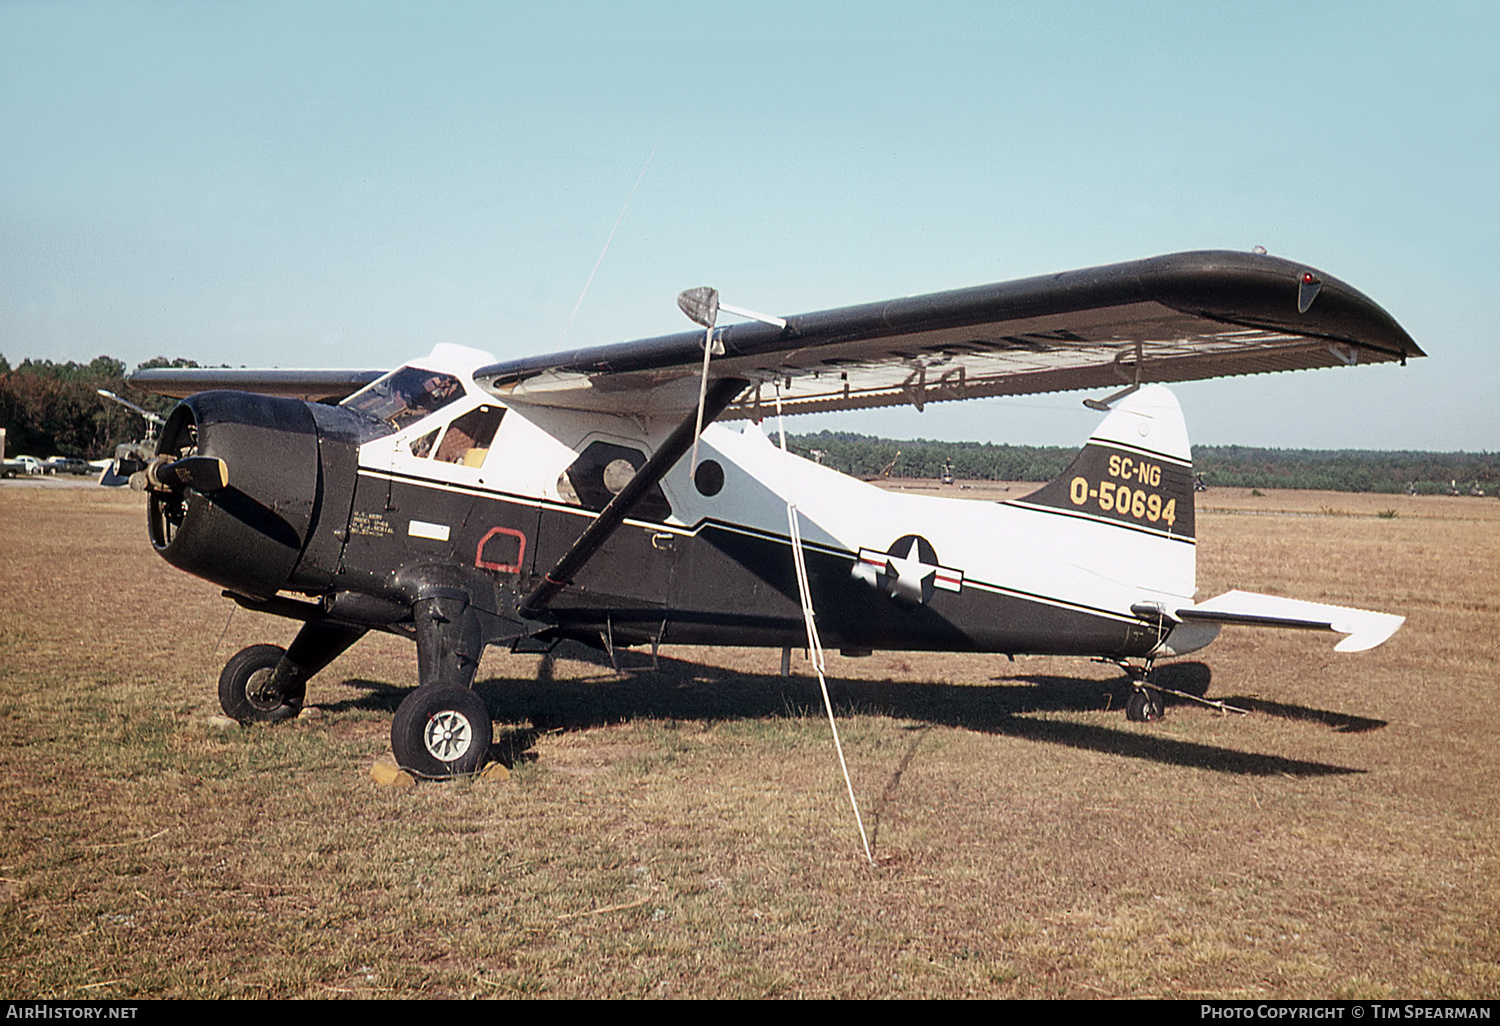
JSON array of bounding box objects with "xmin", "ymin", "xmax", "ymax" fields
[{"xmin": 2, "ymin": 1, "xmax": 1495, "ymax": 450}]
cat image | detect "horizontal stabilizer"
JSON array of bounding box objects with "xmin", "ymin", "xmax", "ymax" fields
[{"xmin": 1177, "ymin": 590, "xmax": 1403, "ymax": 652}]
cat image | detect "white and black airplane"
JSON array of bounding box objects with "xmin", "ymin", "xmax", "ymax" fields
[{"xmin": 130, "ymin": 250, "xmax": 1420, "ymax": 778}]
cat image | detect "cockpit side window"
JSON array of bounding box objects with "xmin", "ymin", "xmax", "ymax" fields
[{"xmin": 343, "ymin": 367, "xmax": 465, "ymax": 430}]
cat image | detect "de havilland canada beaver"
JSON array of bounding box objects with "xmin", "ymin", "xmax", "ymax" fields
[{"xmin": 130, "ymin": 250, "xmax": 1419, "ymax": 778}]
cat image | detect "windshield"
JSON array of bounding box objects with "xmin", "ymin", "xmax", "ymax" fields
[{"xmin": 342, "ymin": 367, "xmax": 465, "ymax": 430}]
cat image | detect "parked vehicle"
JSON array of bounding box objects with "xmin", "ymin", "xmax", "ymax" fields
[
  {"xmin": 2, "ymin": 455, "xmax": 45, "ymax": 478},
  {"xmin": 43, "ymin": 456, "xmax": 93, "ymax": 475}
]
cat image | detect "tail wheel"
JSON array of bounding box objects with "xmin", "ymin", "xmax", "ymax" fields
[
  {"xmin": 219, "ymin": 644, "xmax": 304, "ymax": 723},
  {"xmin": 392, "ymin": 684, "xmax": 492, "ymax": 778},
  {"xmin": 1125, "ymin": 689, "xmax": 1165, "ymax": 723}
]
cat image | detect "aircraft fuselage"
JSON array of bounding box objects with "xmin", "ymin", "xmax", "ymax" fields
[{"xmin": 150, "ymin": 349, "xmax": 1201, "ymax": 671}]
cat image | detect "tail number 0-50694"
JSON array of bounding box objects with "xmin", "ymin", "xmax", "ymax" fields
[{"xmin": 1069, "ymin": 475, "xmax": 1177, "ymax": 528}]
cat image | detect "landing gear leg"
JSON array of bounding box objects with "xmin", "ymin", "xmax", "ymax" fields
[
  {"xmin": 411, "ymin": 590, "xmax": 483, "ymax": 693},
  {"xmin": 218, "ymin": 621, "xmax": 367, "ymax": 723},
  {"xmin": 1106, "ymin": 657, "xmax": 1165, "ymax": 723},
  {"xmin": 392, "ymin": 590, "xmax": 491, "ymax": 778}
]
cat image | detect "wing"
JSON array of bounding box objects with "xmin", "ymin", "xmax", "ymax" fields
[
  {"xmin": 475, "ymin": 250, "xmax": 1423, "ymax": 417},
  {"xmin": 126, "ymin": 368, "xmax": 385, "ymax": 402}
]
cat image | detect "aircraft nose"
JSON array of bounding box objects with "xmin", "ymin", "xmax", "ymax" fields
[{"xmin": 148, "ymin": 390, "xmax": 323, "ymax": 600}]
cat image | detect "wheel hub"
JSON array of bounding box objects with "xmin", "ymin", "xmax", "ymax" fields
[
  {"xmin": 423, "ymin": 710, "xmax": 473, "ymax": 761},
  {"xmin": 245, "ymin": 667, "xmax": 281, "ymax": 709}
]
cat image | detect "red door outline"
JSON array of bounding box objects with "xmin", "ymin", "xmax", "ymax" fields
[{"xmin": 475, "ymin": 526, "xmax": 527, "ymax": 574}]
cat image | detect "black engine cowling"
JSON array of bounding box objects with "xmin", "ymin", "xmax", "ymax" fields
[{"xmin": 149, "ymin": 391, "xmax": 370, "ymax": 600}]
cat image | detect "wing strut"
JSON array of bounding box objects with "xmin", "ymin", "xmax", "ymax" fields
[{"xmin": 519, "ymin": 376, "xmax": 749, "ymax": 618}]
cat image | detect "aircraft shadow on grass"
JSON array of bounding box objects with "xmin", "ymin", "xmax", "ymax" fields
[{"xmin": 323, "ymin": 643, "xmax": 1377, "ymax": 778}]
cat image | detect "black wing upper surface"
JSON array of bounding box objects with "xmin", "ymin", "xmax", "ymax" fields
[
  {"xmin": 475, "ymin": 250, "xmax": 1422, "ymax": 417},
  {"xmin": 125, "ymin": 252, "xmax": 1421, "ymax": 417}
]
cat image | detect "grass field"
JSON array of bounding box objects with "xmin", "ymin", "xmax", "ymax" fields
[{"xmin": 1, "ymin": 480, "xmax": 1496, "ymax": 999}]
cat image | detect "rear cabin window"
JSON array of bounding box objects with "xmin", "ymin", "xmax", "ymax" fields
[{"xmin": 557, "ymin": 440, "xmax": 672, "ymax": 522}]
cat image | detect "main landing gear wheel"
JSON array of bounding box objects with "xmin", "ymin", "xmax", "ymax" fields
[
  {"xmin": 391, "ymin": 684, "xmax": 492, "ymax": 779},
  {"xmin": 1126, "ymin": 688, "xmax": 1165, "ymax": 723},
  {"xmin": 219, "ymin": 644, "xmax": 305, "ymax": 723}
]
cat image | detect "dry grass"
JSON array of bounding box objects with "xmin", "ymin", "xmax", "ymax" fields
[{"xmin": 1, "ymin": 479, "xmax": 1496, "ymax": 999}]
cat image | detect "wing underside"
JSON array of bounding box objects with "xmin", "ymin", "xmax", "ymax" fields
[{"xmin": 476, "ymin": 251, "xmax": 1422, "ymax": 417}]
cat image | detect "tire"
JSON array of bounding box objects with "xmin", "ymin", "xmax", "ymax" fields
[
  {"xmin": 218, "ymin": 644, "xmax": 304, "ymax": 723},
  {"xmin": 1126, "ymin": 689, "xmax": 1164, "ymax": 723},
  {"xmin": 391, "ymin": 684, "xmax": 492, "ymax": 778}
]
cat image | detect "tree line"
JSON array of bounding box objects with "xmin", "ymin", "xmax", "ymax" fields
[
  {"xmin": 2, "ymin": 355, "xmax": 1493, "ymax": 495},
  {"xmin": 786, "ymin": 429, "xmax": 1499, "ymax": 496},
  {"xmin": 0, "ymin": 355, "xmax": 194, "ymax": 458}
]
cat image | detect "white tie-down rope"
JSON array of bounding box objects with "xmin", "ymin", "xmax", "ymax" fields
[
  {"xmin": 786, "ymin": 503, "xmax": 874, "ymax": 866},
  {"xmin": 776, "ymin": 384, "xmax": 874, "ymax": 865}
]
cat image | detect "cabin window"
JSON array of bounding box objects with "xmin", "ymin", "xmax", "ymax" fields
[
  {"xmin": 557, "ymin": 441, "xmax": 672, "ymax": 521},
  {"xmin": 404, "ymin": 406, "xmax": 505, "ymax": 467},
  {"xmin": 409, "ymin": 429, "xmax": 439, "ymax": 459},
  {"xmin": 433, "ymin": 406, "xmax": 504, "ymax": 467}
]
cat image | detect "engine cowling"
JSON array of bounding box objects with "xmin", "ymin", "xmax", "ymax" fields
[{"xmin": 148, "ymin": 391, "xmax": 366, "ymax": 600}]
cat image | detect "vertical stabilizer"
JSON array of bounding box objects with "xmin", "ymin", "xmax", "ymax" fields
[{"xmin": 1018, "ymin": 384, "xmax": 1195, "ymax": 540}]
